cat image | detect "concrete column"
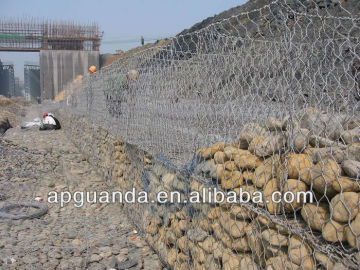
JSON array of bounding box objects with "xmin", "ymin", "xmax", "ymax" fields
[{"xmin": 40, "ymin": 50, "xmax": 99, "ymax": 100}]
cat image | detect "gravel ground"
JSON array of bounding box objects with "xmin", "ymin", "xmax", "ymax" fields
[{"xmin": 0, "ymin": 109, "xmax": 163, "ymax": 270}]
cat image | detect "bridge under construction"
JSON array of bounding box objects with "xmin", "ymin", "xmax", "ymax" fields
[
  {"xmin": 0, "ymin": 19, "xmax": 102, "ymax": 100},
  {"xmin": 0, "ymin": 19, "xmax": 102, "ymax": 52}
]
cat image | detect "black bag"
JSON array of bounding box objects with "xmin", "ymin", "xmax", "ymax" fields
[
  {"xmin": 39, "ymin": 124, "xmax": 56, "ymax": 131},
  {"xmin": 49, "ymin": 116, "xmax": 61, "ymax": 130}
]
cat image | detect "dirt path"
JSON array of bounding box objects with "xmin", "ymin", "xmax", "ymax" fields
[{"xmin": 0, "ymin": 109, "xmax": 163, "ymax": 270}]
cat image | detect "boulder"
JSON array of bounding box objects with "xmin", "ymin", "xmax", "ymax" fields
[
  {"xmin": 238, "ymin": 122, "xmax": 270, "ymax": 149},
  {"xmin": 234, "ymin": 151, "xmax": 262, "ymax": 169},
  {"xmin": 254, "ymin": 157, "xmax": 278, "ymax": 188},
  {"xmin": 224, "ymin": 146, "xmax": 240, "ymax": 160},
  {"xmin": 243, "ymin": 170, "xmax": 255, "ymax": 182},
  {"xmin": 193, "ymin": 261, "xmax": 204, "ymax": 270},
  {"xmin": 331, "ymin": 262, "xmax": 348, "ymax": 270},
  {"xmin": 263, "ymin": 178, "xmax": 282, "ymax": 214},
  {"xmin": 222, "ymin": 249, "xmax": 243, "ymax": 270},
  {"xmin": 311, "ymin": 159, "xmax": 341, "ymax": 197},
  {"xmin": 254, "ymin": 135, "xmax": 286, "ymax": 157},
  {"xmin": 301, "ymin": 203, "xmax": 329, "ymax": 231},
  {"xmin": 198, "ymin": 147, "xmax": 214, "ymax": 160},
  {"xmin": 198, "ymin": 142, "xmax": 225, "ymax": 160},
  {"xmin": 207, "ymin": 207, "xmax": 220, "ymax": 220},
  {"xmin": 304, "ymin": 113, "xmax": 343, "ymax": 141},
  {"xmin": 0, "ymin": 118, "xmax": 12, "ymax": 135},
  {"xmin": 261, "ymin": 229, "xmax": 288, "ymax": 247},
  {"xmin": 224, "ymin": 161, "xmax": 238, "ymax": 171},
  {"xmin": 199, "ymin": 219, "xmax": 213, "ymax": 233},
  {"xmin": 166, "ymin": 248, "xmax": 178, "ymax": 267},
  {"xmin": 235, "ymin": 184, "xmax": 263, "ymax": 206},
  {"xmin": 332, "ymin": 176, "xmax": 360, "ymax": 193},
  {"xmin": 211, "ymin": 142, "xmax": 226, "ymax": 153},
  {"xmin": 162, "ymin": 173, "xmax": 176, "ymax": 191},
  {"xmin": 228, "ymin": 205, "xmax": 256, "ymax": 220},
  {"xmin": 339, "ymin": 115, "xmax": 360, "ymax": 130},
  {"xmin": 256, "ymin": 215, "xmax": 276, "ymax": 229},
  {"xmin": 330, "ymin": 192, "xmax": 359, "ymax": 223},
  {"xmin": 314, "ymin": 251, "xmax": 335, "ymax": 270},
  {"xmin": 174, "ymin": 262, "xmax": 187, "ymax": 270},
  {"xmin": 245, "ymin": 223, "xmax": 266, "ymax": 267},
  {"xmin": 176, "ymin": 236, "xmax": 187, "ymax": 253},
  {"xmin": 345, "ymin": 213, "xmax": 360, "ymax": 248},
  {"xmin": 281, "ymin": 115, "xmax": 291, "ymax": 130},
  {"xmin": 240, "ymin": 255, "xmax": 259, "ymax": 270},
  {"xmin": 189, "ymin": 242, "xmax": 206, "ymax": 264},
  {"xmin": 146, "ymin": 219, "xmax": 160, "ymax": 235},
  {"xmin": 298, "ymin": 107, "xmax": 324, "ymax": 129},
  {"xmin": 212, "ymin": 222, "xmax": 232, "ymax": 249},
  {"xmin": 342, "ymin": 160, "xmax": 360, "ymax": 179},
  {"xmin": 176, "ymin": 253, "xmax": 188, "ymax": 265},
  {"xmin": 288, "ymin": 128, "xmax": 310, "ymax": 153},
  {"xmin": 199, "ymin": 236, "xmax": 216, "ymax": 253},
  {"xmin": 190, "ymin": 179, "xmax": 204, "ymax": 193},
  {"xmin": 165, "ymin": 230, "xmax": 177, "ymax": 245},
  {"xmin": 308, "ymin": 147, "xmax": 346, "ymax": 164},
  {"xmin": 322, "ymin": 220, "xmax": 347, "ymax": 242},
  {"xmin": 266, "ymin": 255, "xmax": 300, "ymax": 270},
  {"xmin": 188, "ymin": 228, "xmax": 208, "ymax": 242},
  {"xmin": 204, "ymin": 254, "xmax": 221, "ymax": 270},
  {"xmin": 219, "ymin": 212, "xmax": 248, "ymax": 238},
  {"xmin": 214, "ymin": 151, "xmax": 229, "ymax": 164},
  {"xmin": 288, "ymin": 236, "xmax": 315, "ymax": 270},
  {"xmin": 249, "ymin": 136, "xmax": 266, "ymax": 153},
  {"xmin": 220, "ymin": 171, "xmax": 244, "ymax": 190},
  {"xmin": 210, "ymin": 242, "xmax": 224, "ymax": 260},
  {"xmin": 286, "ymin": 153, "xmax": 313, "ymax": 180},
  {"xmin": 341, "ymin": 127, "xmax": 360, "ymax": 145},
  {"xmin": 170, "ymin": 219, "xmax": 184, "ymax": 238},
  {"xmin": 282, "ymin": 179, "xmax": 308, "ymax": 212},
  {"xmin": 265, "ymin": 245, "xmax": 287, "ymax": 259},
  {"xmin": 232, "ymin": 236, "xmax": 250, "ymax": 252},
  {"xmin": 349, "ymin": 143, "xmax": 360, "ymax": 161},
  {"xmin": 209, "ymin": 164, "xmax": 225, "ymax": 180},
  {"xmin": 266, "ymin": 117, "xmax": 283, "ymax": 131},
  {"xmin": 309, "ymin": 135, "xmax": 342, "ymax": 148}
]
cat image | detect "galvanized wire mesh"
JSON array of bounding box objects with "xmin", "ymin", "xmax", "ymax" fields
[{"xmin": 63, "ymin": 0, "xmax": 360, "ymax": 269}]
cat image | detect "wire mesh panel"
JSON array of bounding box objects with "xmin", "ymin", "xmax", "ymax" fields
[{"xmin": 62, "ymin": 0, "xmax": 360, "ymax": 269}]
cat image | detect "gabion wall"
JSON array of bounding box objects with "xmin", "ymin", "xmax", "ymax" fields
[{"xmin": 63, "ymin": 1, "xmax": 360, "ymax": 269}]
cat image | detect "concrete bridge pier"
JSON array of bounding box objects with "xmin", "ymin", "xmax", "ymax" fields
[{"xmin": 39, "ymin": 50, "xmax": 99, "ymax": 100}]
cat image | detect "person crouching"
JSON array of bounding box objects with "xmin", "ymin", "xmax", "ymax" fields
[{"xmin": 39, "ymin": 112, "xmax": 61, "ymax": 131}]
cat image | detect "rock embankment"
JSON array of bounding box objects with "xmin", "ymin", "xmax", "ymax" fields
[
  {"xmin": 57, "ymin": 107, "xmax": 360, "ymax": 270},
  {"xmin": 191, "ymin": 107, "xmax": 360, "ymax": 269}
]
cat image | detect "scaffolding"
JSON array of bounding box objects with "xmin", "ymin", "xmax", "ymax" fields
[{"xmin": 0, "ymin": 19, "xmax": 102, "ymax": 52}]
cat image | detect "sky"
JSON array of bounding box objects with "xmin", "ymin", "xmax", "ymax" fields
[{"xmin": 0, "ymin": 0, "xmax": 246, "ymax": 80}]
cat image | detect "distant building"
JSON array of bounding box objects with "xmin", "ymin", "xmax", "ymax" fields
[
  {"xmin": 14, "ymin": 77, "xmax": 24, "ymax": 97},
  {"xmin": 24, "ymin": 64, "xmax": 40, "ymax": 101},
  {"xmin": 0, "ymin": 60, "xmax": 15, "ymax": 97},
  {"xmin": 0, "ymin": 59, "xmax": 3, "ymax": 95}
]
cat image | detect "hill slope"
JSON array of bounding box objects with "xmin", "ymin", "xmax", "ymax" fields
[{"xmin": 179, "ymin": 0, "xmax": 360, "ymax": 37}]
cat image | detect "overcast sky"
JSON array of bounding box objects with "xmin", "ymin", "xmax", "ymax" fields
[{"xmin": 0, "ymin": 0, "xmax": 246, "ymax": 80}]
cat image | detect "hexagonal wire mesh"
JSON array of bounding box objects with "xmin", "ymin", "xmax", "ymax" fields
[{"xmin": 62, "ymin": 0, "xmax": 360, "ymax": 269}]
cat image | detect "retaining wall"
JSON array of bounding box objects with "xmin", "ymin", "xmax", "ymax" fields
[{"xmin": 57, "ymin": 108, "xmax": 360, "ymax": 270}]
